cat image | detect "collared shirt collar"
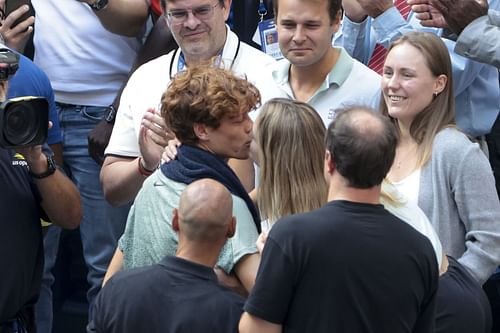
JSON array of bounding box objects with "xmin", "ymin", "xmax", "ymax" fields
[
  {"xmin": 159, "ymin": 256, "xmax": 218, "ymax": 282},
  {"xmin": 272, "ymin": 47, "xmax": 354, "ymax": 101}
]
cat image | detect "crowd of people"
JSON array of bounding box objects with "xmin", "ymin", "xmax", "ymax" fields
[{"xmin": 0, "ymin": 0, "xmax": 499, "ymax": 332}]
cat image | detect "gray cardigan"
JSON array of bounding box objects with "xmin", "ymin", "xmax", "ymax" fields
[{"xmin": 419, "ymin": 128, "xmax": 500, "ymax": 284}]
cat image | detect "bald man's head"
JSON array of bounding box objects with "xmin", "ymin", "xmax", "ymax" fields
[{"xmin": 174, "ymin": 179, "xmax": 235, "ymax": 243}]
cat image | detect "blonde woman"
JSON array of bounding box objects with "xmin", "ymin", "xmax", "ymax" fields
[{"xmin": 253, "ymin": 98, "xmax": 328, "ymax": 230}]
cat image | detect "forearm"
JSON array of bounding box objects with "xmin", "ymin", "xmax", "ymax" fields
[
  {"xmin": 239, "ymin": 313, "xmax": 282, "ymax": 333},
  {"xmin": 103, "ymin": 247, "xmax": 124, "ymax": 286},
  {"xmin": 37, "ymin": 170, "xmax": 81, "ymax": 229},
  {"xmin": 234, "ymin": 253, "xmax": 260, "ymax": 292},
  {"xmin": 91, "ymin": 0, "xmax": 150, "ymax": 37},
  {"xmin": 100, "ymin": 156, "xmax": 149, "ymax": 206}
]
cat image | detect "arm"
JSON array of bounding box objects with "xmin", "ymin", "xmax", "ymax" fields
[
  {"xmin": 100, "ymin": 156, "xmax": 148, "ymax": 206},
  {"xmin": 233, "ymin": 253, "xmax": 260, "ymax": 292},
  {"xmin": 21, "ymin": 146, "xmax": 82, "ymax": 229},
  {"xmin": 102, "ymin": 247, "xmax": 124, "ymax": 286},
  {"xmin": 79, "ymin": 0, "xmax": 150, "ymax": 37},
  {"xmin": 453, "ymin": 140, "xmax": 500, "ymax": 283},
  {"xmin": 455, "ymin": 10, "xmax": 500, "ymax": 67},
  {"xmin": 101, "ymin": 109, "xmax": 173, "ymax": 206},
  {"xmin": 0, "ymin": 4, "xmax": 34, "ymax": 53},
  {"xmin": 88, "ymin": 17, "xmax": 177, "ymax": 165},
  {"xmin": 239, "ymin": 313, "xmax": 282, "ymax": 333}
]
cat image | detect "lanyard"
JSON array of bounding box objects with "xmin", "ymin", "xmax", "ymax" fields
[{"xmin": 258, "ymin": 0, "xmax": 267, "ymax": 21}]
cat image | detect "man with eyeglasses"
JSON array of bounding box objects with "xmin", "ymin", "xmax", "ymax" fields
[
  {"xmin": 100, "ymin": 0, "xmax": 274, "ymax": 289},
  {"xmin": 102, "ymin": 0, "xmax": 274, "ymax": 204}
]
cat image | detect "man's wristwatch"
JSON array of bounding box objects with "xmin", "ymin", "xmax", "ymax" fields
[
  {"xmin": 104, "ymin": 105, "xmax": 117, "ymax": 124},
  {"xmin": 89, "ymin": 0, "xmax": 109, "ymax": 11},
  {"xmin": 30, "ymin": 154, "xmax": 57, "ymax": 179}
]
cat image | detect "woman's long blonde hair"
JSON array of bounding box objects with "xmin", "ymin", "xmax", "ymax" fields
[
  {"xmin": 256, "ymin": 98, "xmax": 328, "ymax": 225},
  {"xmin": 381, "ymin": 32, "xmax": 456, "ymax": 168}
]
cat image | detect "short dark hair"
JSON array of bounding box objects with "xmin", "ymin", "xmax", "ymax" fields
[
  {"xmin": 325, "ymin": 106, "xmax": 398, "ymax": 189},
  {"xmin": 273, "ymin": 0, "xmax": 342, "ymax": 22},
  {"xmin": 161, "ymin": 63, "xmax": 260, "ymax": 145}
]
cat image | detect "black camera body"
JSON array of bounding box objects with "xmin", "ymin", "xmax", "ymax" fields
[
  {"xmin": 0, "ymin": 47, "xmax": 20, "ymax": 81},
  {"xmin": 0, "ymin": 97, "xmax": 49, "ymax": 148}
]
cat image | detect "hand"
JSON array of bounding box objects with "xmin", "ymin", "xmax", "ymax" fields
[
  {"xmin": 16, "ymin": 121, "xmax": 53, "ymax": 172},
  {"xmin": 256, "ymin": 230, "xmax": 269, "ymax": 254},
  {"xmin": 430, "ymin": 0, "xmax": 488, "ymax": 35},
  {"xmin": 356, "ymin": 0, "xmax": 395, "ymax": 19},
  {"xmin": 87, "ymin": 119, "xmax": 113, "ymax": 166},
  {"xmin": 342, "ymin": 0, "xmax": 369, "ymax": 22},
  {"xmin": 161, "ymin": 138, "xmax": 181, "ymax": 163},
  {"xmin": 0, "ymin": 4, "xmax": 34, "ymax": 52},
  {"xmin": 408, "ymin": 0, "xmax": 448, "ymax": 28},
  {"xmin": 139, "ymin": 107, "xmax": 175, "ymax": 170},
  {"xmin": 214, "ymin": 267, "xmax": 249, "ymax": 297}
]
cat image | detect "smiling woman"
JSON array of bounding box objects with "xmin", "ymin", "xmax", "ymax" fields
[{"xmin": 381, "ymin": 31, "xmax": 499, "ymax": 332}]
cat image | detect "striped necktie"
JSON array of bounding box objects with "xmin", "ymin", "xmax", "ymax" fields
[{"xmin": 367, "ymin": 0, "xmax": 411, "ymax": 74}]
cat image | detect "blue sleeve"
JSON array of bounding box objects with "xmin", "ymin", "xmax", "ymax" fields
[{"xmin": 455, "ymin": 10, "xmax": 500, "ymax": 68}]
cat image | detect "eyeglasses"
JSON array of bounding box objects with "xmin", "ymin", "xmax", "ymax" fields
[{"xmin": 166, "ymin": 3, "xmax": 219, "ymax": 25}]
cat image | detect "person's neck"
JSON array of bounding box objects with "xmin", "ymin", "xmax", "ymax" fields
[
  {"xmin": 289, "ymin": 47, "xmax": 339, "ymax": 102},
  {"xmin": 184, "ymin": 45, "xmax": 225, "ymax": 67},
  {"xmin": 176, "ymin": 242, "xmax": 222, "ymax": 268},
  {"xmin": 195, "ymin": 142, "xmax": 229, "ymax": 162},
  {"xmin": 327, "ymin": 173, "xmax": 381, "ymax": 205},
  {"xmin": 396, "ymin": 120, "xmax": 416, "ymax": 147}
]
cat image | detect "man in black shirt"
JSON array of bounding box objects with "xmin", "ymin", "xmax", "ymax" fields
[
  {"xmin": 88, "ymin": 179, "xmax": 245, "ymax": 333},
  {"xmin": 240, "ymin": 106, "xmax": 439, "ymax": 333},
  {"xmin": 0, "ymin": 80, "xmax": 82, "ymax": 332}
]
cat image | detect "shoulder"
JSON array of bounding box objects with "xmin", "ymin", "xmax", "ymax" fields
[
  {"xmin": 431, "ymin": 128, "xmax": 479, "ymax": 160},
  {"xmin": 350, "ymin": 57, "xmax": 381, "ymax": 83},
  {"xmin": 103, "ymin": 264, "xmax": 161, "ymax": 295},
  {"xmin": 239, "ymin": 42, "xmax": 275, "ymax": 65}
]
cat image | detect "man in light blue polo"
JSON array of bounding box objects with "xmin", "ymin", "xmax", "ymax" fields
[{"xmin": 260, "ymin": 0, "xmax": 381, "ymax": 128}]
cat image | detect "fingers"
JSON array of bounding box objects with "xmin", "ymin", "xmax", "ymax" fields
[
  {"xmin": 1, "ymin": 5, "xmax": 34, "ymax": 29},
  {"xmin": 406, "ymin": 0, "xmax": 430, "ymax": 5},
  {"xmin": 256, "ymin": 231, "xmax": 269, "ymax": 254},
  {"xmin": 410, "ymin": 3, "xmax": 431, "ymax": 15},
  {"xmin": 162, "ymin": 138, "xmax": 181, "ymax": 163}
]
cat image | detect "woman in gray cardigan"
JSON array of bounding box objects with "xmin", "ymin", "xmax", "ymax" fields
[
  {"xmin": 381, "ymin": 31, "xmax": 500, "ymax": 285},
  {"xmin": 381, "ymin": 31, "xmax": 497, "ymax": 332}
]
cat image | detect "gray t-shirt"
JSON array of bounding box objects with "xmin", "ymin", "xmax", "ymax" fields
[{"xmin": 118, "ymin": 170, "xmax": 259, "ymax": 273}]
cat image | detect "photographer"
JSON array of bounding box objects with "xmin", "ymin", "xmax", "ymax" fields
[{"xmin": 0, "ymin": 76, "xmax": 82, "ymax": 331}]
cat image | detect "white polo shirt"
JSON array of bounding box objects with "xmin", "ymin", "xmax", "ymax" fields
[{"xmin": 106, "ymin": 27, "xmax": 275, "ymax": 157}]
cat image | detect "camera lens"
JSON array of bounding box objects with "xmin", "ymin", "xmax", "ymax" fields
[{"xmin": 4, "ymin": 102, "xmax": 40, "ymax": 146}]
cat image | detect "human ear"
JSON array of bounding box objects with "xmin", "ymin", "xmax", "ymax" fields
[{"xmin": 433, "ymin": 74, "xmax": 447, "ymax": 95}]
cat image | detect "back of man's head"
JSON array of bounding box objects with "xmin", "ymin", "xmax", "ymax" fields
[
  {"xmin": 325, "ymin": 107, "xmax": 398, "ymax": 188},
  {"xmin": 176, "ymin": 179, "xmax": 234, "ymax": 244}
]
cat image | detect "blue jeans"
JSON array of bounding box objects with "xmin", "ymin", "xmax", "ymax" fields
[{"xmin": 35, "ymin": 103, "xmax": 130, "ymax": 332}]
